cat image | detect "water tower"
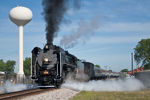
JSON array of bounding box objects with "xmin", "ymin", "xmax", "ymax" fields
[{"xmin": 9, "ymin": 6, "xmax": 32, "ymax": 79}]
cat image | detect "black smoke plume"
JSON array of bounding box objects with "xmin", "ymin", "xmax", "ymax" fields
[{"xmin": 42, "ymin": 0, "xmax": 80, "ymax": 44}]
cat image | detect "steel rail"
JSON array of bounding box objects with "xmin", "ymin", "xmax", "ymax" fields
[{"xmin": 0, "ymin": 88, "xmax": 55, "ymax": 100}]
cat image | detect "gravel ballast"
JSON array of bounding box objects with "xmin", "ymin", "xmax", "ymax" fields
[{"xmin": 21, "ymin": 88, "xmax": 79, "ymax": 100}]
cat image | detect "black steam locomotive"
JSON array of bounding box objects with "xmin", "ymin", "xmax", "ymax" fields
[{"xmin": 31, "ymin": 44, "xmax": 119, "ymax": 87}]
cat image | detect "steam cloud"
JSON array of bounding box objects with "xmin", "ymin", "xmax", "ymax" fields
[
  {"xmin": 42, "ymin": 0, "xmax": 80, "ymax": 44},
  {"xmin": 60, "ymin": 16, "xmax": 99, "ymax": 49},
  {"xmin": 62, "ymin": 78, "xmax": 145, "ymax": 91},
  {"xmin": 0, "ymin": 80, "xmax": 37, "ymax": 93},
  {"xmin": 0, "ymin": 81, "xmax": 27, "ymax": 93}
]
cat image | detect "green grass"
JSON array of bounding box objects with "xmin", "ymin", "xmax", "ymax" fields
[{"xmin": 70, "ymin": 90, "xmax": 150, "ymax": 100}]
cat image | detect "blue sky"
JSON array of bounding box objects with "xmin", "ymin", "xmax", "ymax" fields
[{"xmin": 0, "ymin": 0, "xmax": 150, "ymax": 72}]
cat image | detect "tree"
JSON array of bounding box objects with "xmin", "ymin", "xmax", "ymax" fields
[
  {"xmin": 95, "ymin": 64, "xmax": 101, "ymax": 68},
  {"xmin": 23, "ymin": 57, "xmax": 31, "ymax": 76},
  {"xmin": 0, "ymin": 59, "xmax": 16, "ymax": 73},
  {"xmin": 6, "ymin": 60, "xmax": 16, "ymax": 73},
  {"xmin": 143, "ymin": 63, "xmax": 150, "ymax": 70},
  {"xmin": 134, "ymin": 38, "xmax": 150, "ymax": 66},
  {"xmin": 0, "ymin": 59, "xmax": 7, "ymax": 71},
  {"xmin": 121, "ymin": 69, "xmax": 128, "ymax": 72}
]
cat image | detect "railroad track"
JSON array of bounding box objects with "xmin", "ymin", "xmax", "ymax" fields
[{"xmin": 0, "ymin": 88, "xmax": 56, "ymax": 100}]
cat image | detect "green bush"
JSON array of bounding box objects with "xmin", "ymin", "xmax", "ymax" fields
[{"xmin": 144, "ymin": 64, "xmax": 150, "ymax": 70}]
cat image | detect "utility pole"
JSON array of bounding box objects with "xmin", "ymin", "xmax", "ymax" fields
[{"xmin": 131, "ymin": 53, "xmax": 134, "ymax": 75}]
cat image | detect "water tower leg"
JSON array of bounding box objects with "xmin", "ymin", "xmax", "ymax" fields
[
  {"xmin": 17, "ymin": 26, "xmax": 25, "ymax": 83},
  {"xmin": 16, "ymin": 74, "xmax": 25, "ymax": 83}
]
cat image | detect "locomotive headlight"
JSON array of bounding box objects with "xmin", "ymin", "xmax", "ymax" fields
[
  {"xmin": 43, "ymin": 70, "xmax": 49, "ymax": 75},
  {"xmin": 44, "ymin": 58, "xmax": 48, "ymax": 62},
  {"xmin": 45, "ymin": 45, "xmax": 49, "ymax": 49}
]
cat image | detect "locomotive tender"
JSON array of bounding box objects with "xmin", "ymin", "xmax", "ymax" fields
[{"xmin": 31, "ymin": 44, "xmax": 119, "ymax": 87}]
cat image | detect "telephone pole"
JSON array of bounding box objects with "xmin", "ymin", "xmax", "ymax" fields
[{"xmin": 131, "ymin": 53, "xmax": 134, "ymax": 75}]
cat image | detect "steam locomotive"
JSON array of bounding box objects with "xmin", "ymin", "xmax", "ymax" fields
[{"xmin": 31, "ymin": 44, "xmax": 119, "ymax": 87}]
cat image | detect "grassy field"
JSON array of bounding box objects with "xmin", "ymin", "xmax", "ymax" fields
[{"xmin": 70, "ymin": 90, "xmax": 150, "ymax": 100}]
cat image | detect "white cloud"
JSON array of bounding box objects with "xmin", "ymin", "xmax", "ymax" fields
[
  {"xmin": 24, "ymin": 20, "xmax": 45, "ymax": 33},
  {"xmin": 59, "ymin": 22, "xmax": 150, "ymax": 34},
  {"xmin": 0, "ymin": 18, "xmax": 45, "ymax": 34},
  {"xmin": 88, "ymin": 35, "xmax": 150, "ymax": 45},
  {"xmin": 98, "ymin": 22, "xmax": 150, "ymax": 32},
  {"xmin": 82, "ymin": 1, "xmax": 91, "ymax": 6}
]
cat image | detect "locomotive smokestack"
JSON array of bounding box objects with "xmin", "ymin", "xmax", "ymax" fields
[{"xmin": 42, "ymin": 0, "xmax": 80, "ymax": 44}]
